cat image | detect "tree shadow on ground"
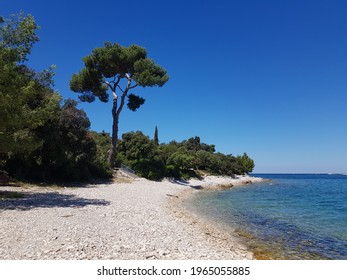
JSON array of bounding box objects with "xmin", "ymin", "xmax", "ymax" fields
[
  {"xmin": 0, "ymin": 192, "xmax": 110, "ymax": 211},
  {"xmin": 168, "ymin": 178, "xmax": 203, "ymax": 190},
  {"xmin": 22, "ymin": 178, "xmax": 115, "ymax": 189}
]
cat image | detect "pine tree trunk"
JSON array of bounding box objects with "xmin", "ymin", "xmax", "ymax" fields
[{"xmin": 108, "ymin": 99, "xmax": 118, "ymax": 168}]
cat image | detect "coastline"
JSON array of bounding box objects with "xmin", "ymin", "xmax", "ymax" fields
[
  {"xmin": 167, "ymin": 174, "xmax": 266, "ymax": 259},
  {"xmin": 0, "ymin": 175, "xmax": 263, "ymax": 260}
]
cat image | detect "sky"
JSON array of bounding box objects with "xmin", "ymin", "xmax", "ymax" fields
[{"xmin": 1, "ymin": 0, "xmax": 347, "ymax": 173}]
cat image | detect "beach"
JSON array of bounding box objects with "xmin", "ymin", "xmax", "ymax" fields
[{"xmin": 0, "ymin": 175, "xmax": 262, "ymax": 260}]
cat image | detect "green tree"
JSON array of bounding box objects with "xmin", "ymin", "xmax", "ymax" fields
[
  {"xmin": 38, "ymin": 99, "xmax": 98, "ymax": 181},
  {"xmin": 184, "ymin": 136, "xmax": 201, "ymax": 151},
  {"xmin": 70, "ymin": 42, "xmax": 169, "ymax": 167},
  {"xmin": 116, "ymin": 131, "xmax": 166, "ymax": 180},
  {"xmin": 0, "ymin": 12, "xmax": 58, "ymax": 157},
  {"xmin": 89, "ymin": 130, "xmax": 112, "ymax": 169},
  {"xmin": 181, "ymin": 136, "xmax": 215, "ymax": 153},
  {"xmin": 237, "ymin": 152, "xmax": 255, "ymax": 174},
  {"xmin": 196, "ymin": 149, "xmax": 217, "ymax": 170},
  {"xmin": 5, "ymin": 99, "xmax": 102, "ymax": 181},
  {"xmin": 117, "ymin": 131, "xmax": 156, "ymax": 163},
  {"xmin": 0, "ymin": 12, "xmax": 39, "ymax": 62},
  {"xmin": 154, "ymin": 126, "xmax": 159, "ymax": 146},
  {"xmin": 156, "ymin": 143, "xmax": 178, "ymax": 165},
  {"xmin": 167, "ymin": 149, "xmax": 196, "ymax": 170},
  {"xmin": 1, "ymin": 12, "xmax": 111, "ymax": 181}
]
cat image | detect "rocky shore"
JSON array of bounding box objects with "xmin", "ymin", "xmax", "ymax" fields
[{"xmin": 0, "ymin": 175, "xmax": 262, "ymax": 260}]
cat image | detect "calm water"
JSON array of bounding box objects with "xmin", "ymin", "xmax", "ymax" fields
[{"xmin": 185, "ymin": 174, "xmax": 347, "ymax": 259}]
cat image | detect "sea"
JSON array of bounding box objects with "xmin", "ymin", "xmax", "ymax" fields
[{"xmin": 184, "ymin": 174, "xmax": 347, "ymax": 259}]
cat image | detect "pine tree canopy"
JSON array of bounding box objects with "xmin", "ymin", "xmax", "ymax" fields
[
  {"xmin": 70, "ymin": 42, "xmax": 169, "ymax": 104},
  {"xmin": 70, "ymin": 42, "xmax": 169, "ymax": 167}
]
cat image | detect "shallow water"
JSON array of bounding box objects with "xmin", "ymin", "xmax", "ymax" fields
[{"xmin": 184, "ymin": 174, "xmax": 347, "ymax": 259}]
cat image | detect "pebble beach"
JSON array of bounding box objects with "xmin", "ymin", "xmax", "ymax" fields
[{"xmin": 0, "ymin": 175, "xmax": 262, "ymax": 260}]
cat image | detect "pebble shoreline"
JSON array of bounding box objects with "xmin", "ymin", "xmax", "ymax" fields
[{"xmin": 0, "ymin": 175, "xmax": 262, "ymax": 260}]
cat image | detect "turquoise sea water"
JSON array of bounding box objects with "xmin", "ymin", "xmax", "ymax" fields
[{"xmin": 185, "ymin": 174, "xmax": 347, "ymax": 259}]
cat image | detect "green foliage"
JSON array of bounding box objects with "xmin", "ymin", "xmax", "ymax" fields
[
  {"xmin": 211, "ymin": 153, "xmax": 244, "ymax": 175},
  {"xmin": 127, "ymin": 94, "xmax": 145, "ymax": 111},
  {"xmin": 70, "ymin": 41, "xmax": 169, "ymax": 167},
  {"xmin": 90, "ymin": 130, "xmax": 112, "ymax": 168},
  {"xmin": 154, "ymin": 126, "xmax": 159, "ymax": 146},
  {"xmin": 114, "ymin": 131, "xmax": 255, "ymax": 180},
  {"xmin": 156, "ymin": 143, "xmax": 178, "ymax": 164},
  {"xmin": 70, "ymin": 42, "xmax": 169, "ymax": 104},
  {"xmin": 182, "ymin": 136, "xmax": 215, "ymax": 153},
  {"xmin": 132, "ymin": 58, "xmax": 169, "ymax": 87},
  {"xmin": 165, "ymin": 165, "xmax": 180, "ymax": 179},
  {"xmin": 196, "ymin": 150, "xmax": 217, "ymax": 170},
  {"xmin": 116, "ymin": 131, "xmax": 167, "ymax": 180},
  {"xmin": 117, "ymin": 131, "xmax": 156, "ymax": 162},
  {"xmin": 132, "ymin": 159, "xmax": 166, "ymax": 181},
  {"xmin": 0, "ymin": 12, "xmax": 111, "ymax": 182},
  {"xmin": 0, "ymin": 12, "xmax": 39, "ymax": 62},
  {"xmin": 0, "ymin": 12, "xmax": 58, "ymax": 156},
  {"xmin": 70, "ymin": 68, "xmax": 108, "ymax": 103},
  {"xmin": 237, "ymin": 153, "xmax": 255, "ymax": 174},
  {"xmin": 4, "ymin": 99, "xmax": 111, "ymax": 181},
  {"xmin": 167, "ymin": 150, "xmax": 196, "ymax": 170}
]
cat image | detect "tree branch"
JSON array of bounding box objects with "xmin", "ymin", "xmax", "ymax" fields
[
  {"xmin": 114, "ymin": 75, "xmax": 121, "ymax": 86},
  {"xmin": 129, "ymin": 83, "xmax": 138, "ymax": 89},
  {"xmin": 116, "ymin": 76, "xmax": 133, "ymax": 117},
  {"xmin": 117, "ymin": 85, "xmax": 125, "ymax": 93},
  {"xmin": 116, "ymin": 92, "xmax": 127, "ymax": 118},
  {"xmin": 105, "ymin": 81, "xmax": 112, "ymax": 89},
  {"xmin": 125, "ymin": 75, "xmax": 132, "ymax": 91},
  {"xmin": 105, "ymin": 81, "xmax": 118, "ymax": 99},
  {"xmin": 105, "ymin": 76, "xmax": 123, "ymax": 100},
  {"xmin": 114, "ymin": 73, "xmax": 135, "ymax": 115},
  {"xmin": 125, "ymin": 73, "xmax": 131, "ymax": 81}
]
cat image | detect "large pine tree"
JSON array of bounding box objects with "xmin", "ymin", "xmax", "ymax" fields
[{"xmin": 70, "ymin": 43, "xmax": 169, "ymax": 167}]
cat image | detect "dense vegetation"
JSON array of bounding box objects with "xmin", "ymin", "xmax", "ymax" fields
[
  {"xmin": 0, "ymin": 12, "xmax": 254, "ymax": 183},
  {"xmin": 0, "ymin": 13, "xmax": 112, "ymax": 182},
  {"xmin": 115, "ymin": 131, "xmax": 254, "ymax": 180}
]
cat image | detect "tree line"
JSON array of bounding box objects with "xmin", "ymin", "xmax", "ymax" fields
[
  {"xmin": 0, "ymin": 12, "xmax": 254, "ymax": 183},
  {"xmin": 115, "ymin": 131, "xmax": 254, "ymax": 180},
  {"xmin": 0, "ymin": 13, "xmax": 111, "ymax": 181}
]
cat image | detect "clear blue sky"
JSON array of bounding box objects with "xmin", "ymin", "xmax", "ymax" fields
[{"xmin": 2, "ymin": 0, "xmax": 347, "ymax": 173}]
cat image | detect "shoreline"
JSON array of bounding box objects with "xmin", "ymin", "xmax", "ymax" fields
[
  {"xmin": 173, "ymin": 175, "xmax": 271, "ymax": 260},
  {"xmin": 169, "ymin": 174, "xmax": 266, "ymax": 259},
  {"xmin": 0, "ymin": 175, "xmax": 264, "ymax": 260}
]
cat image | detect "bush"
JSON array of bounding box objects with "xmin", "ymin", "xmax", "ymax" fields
[
  {"xmin": 132, "ymin": 159, "xmax": 166, "ymax": 181},
  {"xmin": 165, "ymin": 165, "xmax": 180, "ymax": 179}
]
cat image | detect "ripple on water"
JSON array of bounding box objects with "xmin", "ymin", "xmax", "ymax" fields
[{"xmin": 184, "ymin": 174, "xmax": 347, "ymax": 260}]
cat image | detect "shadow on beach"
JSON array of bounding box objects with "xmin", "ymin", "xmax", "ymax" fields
[
  {"xmin": 0, "ymin": 192, "xmax": 110, "ymax": 211},
  {"xmin": 168, "ymin": 178, "xmax": 204, "ymax": 190},
  {"xmin": 30, "ymin": 178, "xmax": 115, "ymax": 188}
]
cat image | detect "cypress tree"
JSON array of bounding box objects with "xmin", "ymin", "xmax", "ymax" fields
[{"xmin": 154, "ymin": 126, "xmax": 159, "ymax": 146}]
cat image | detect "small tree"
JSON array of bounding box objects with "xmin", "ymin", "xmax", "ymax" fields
[
  {"xmin": 154, "ymin": 126, "xmax": 159, "ymax": 146},
  {"xmin": 238, "ymin": 152, "xmax": 255, "ymax": 174},
  {"xmin": 70, "ymin": 42, "xmax": 169, "ymax": 167}
]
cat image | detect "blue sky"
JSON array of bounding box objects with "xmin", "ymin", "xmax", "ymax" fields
[{"xmin": 2, "ymin": 0, "xmax": 347, "ymax": 173}]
